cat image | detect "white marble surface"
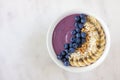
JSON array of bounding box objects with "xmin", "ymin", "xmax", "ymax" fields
[{"xmin": 0, "ymin": 0, "xmax": 120, "ymax": 80}]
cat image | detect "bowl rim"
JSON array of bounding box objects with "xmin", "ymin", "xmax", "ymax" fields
[{"xmin": 46, "ymin": 11, "xmax": 110, "ymax": 72}]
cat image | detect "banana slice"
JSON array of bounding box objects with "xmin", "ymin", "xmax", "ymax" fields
[
  {"xmin": 89, "ymin": 52, "xmax": 99, "ymax": 60},
  {"xmin": 77, "ymin": 59, "xmax": 87, "ymax": 67},
  {"xmin": 69, "ymin": 15, "xmax": 106, "ymax": 67},
  {"xmin": 94, "ymin": 52, "xmax": 102, "ymax": 57},
  {"xmin": 82, "ymin": 57, "xmax": 91, "ymax": 65},
  {"xmin": 86, "ymin": 56, "xmax": 95, "ymax": 63}
]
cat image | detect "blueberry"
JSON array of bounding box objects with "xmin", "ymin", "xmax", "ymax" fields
[
  {"xmin": 69, "ymin": 48, "xmax": 75, "ymax": 53},
  {"xmin": 63, "ymin": 61, "xmax": 70, "ymax": 66},
  {"xmin": 74, "ymin": 22, "xmax": 79, "ymax": 28},
  {"xmin": 72, "ymin": 35, "xmax": 76, "ymax": 38},
  {"xmin": 75, "ymin": 16, "xmax": 80, "ymax": 21},
  {"xmin": 81, "ymin": 17, "xmax": 86, "ymax": 24},
  {"xmin": 72, "ymin": 43, "xmax": 78, "ymax": 48},
  {"xmin": 62, "ymin": 58, "xmax": 67, "ymax": 62},
  {"xmin": 78, "ymin": 23, "xmax": 84, "ymax": 29},
  {"xmin": 57, "ymin": 54, "xmax": 62, "ymax": 60},
  {"xmin": 75, "ymin": 28, "xmax": 80, "ymax": 32},
  {"xmin": 65, "ymin": 54, "xmax": 70, "ymax": 59},
  {"xmin": 80, "ymin": 14, "xmax": 86, "ymax": 18},
  {"xmin": 78, "ymin": 42, "xmax": 82, "ymax": 47},
  {"xmin": 64, "ymin": 49, "xmax": 69, "ymax": 53},
  {"xmin": 69, "ymin": 42, "xmax": 73, "ymax": 48},
  {"xmin": 76, "ymin": 33, "xmax": 81, "ymax": 37},
  {"xmin": 68, "ymin": 52, "xmax": 72, "ymax": 55},
  {"xmin": 70, "ymin": 37, "xmax": 76, "ymax": 43},
  {"xmin": 76, "ymin": 38, "xmax": 81, "ymax": 43},
  {"xmin": 64, "ymin": 43, "xmax": 69, "ymax": 49},
  {"xmin": 61, "ymin": 51, "xmax": 66, "ymax": 56},
  {"xmin": 71, "ymin": 30, "xmax": 76, "ymax": 35},
  {"xmin": 81, "ymin": 32, "xmax": 86, "ymax": 38},
  {"xmin": 81, "ymin": 38, "xmax": 86, "ymax": 44}
]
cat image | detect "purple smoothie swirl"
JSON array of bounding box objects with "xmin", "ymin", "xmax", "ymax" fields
[{"xmin": 52, "ymin": 14, "xmax": 80, "ymax": 55}]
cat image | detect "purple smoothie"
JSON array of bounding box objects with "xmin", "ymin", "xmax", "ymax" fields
[{"xmin": 52, "ymin": 14, "xmax": 80, "ymax": 55}]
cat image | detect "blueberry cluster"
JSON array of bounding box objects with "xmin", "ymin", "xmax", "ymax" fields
[{"xmin": 57, "ymin": 14, "xmax": 87, "ymax": 66}]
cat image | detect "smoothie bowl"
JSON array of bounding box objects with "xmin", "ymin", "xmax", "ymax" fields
[{"xmin": 47, "ymin": 11, "xmax": 110, "ymax": 72}]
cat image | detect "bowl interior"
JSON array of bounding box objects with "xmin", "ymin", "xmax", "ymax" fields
[{"xmin": 47, "ymin": 11, "xmax": 110, "ymax": 72}]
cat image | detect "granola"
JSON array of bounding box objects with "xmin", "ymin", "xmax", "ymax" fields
[{"xmin": 69, "ymin": 15, "xmax": 106, "ymax": 67}]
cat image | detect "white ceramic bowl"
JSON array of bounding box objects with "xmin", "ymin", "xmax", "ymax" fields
[{"xmin": 46, "ymin": 11, "xmax": 110, "ymax": 72}]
